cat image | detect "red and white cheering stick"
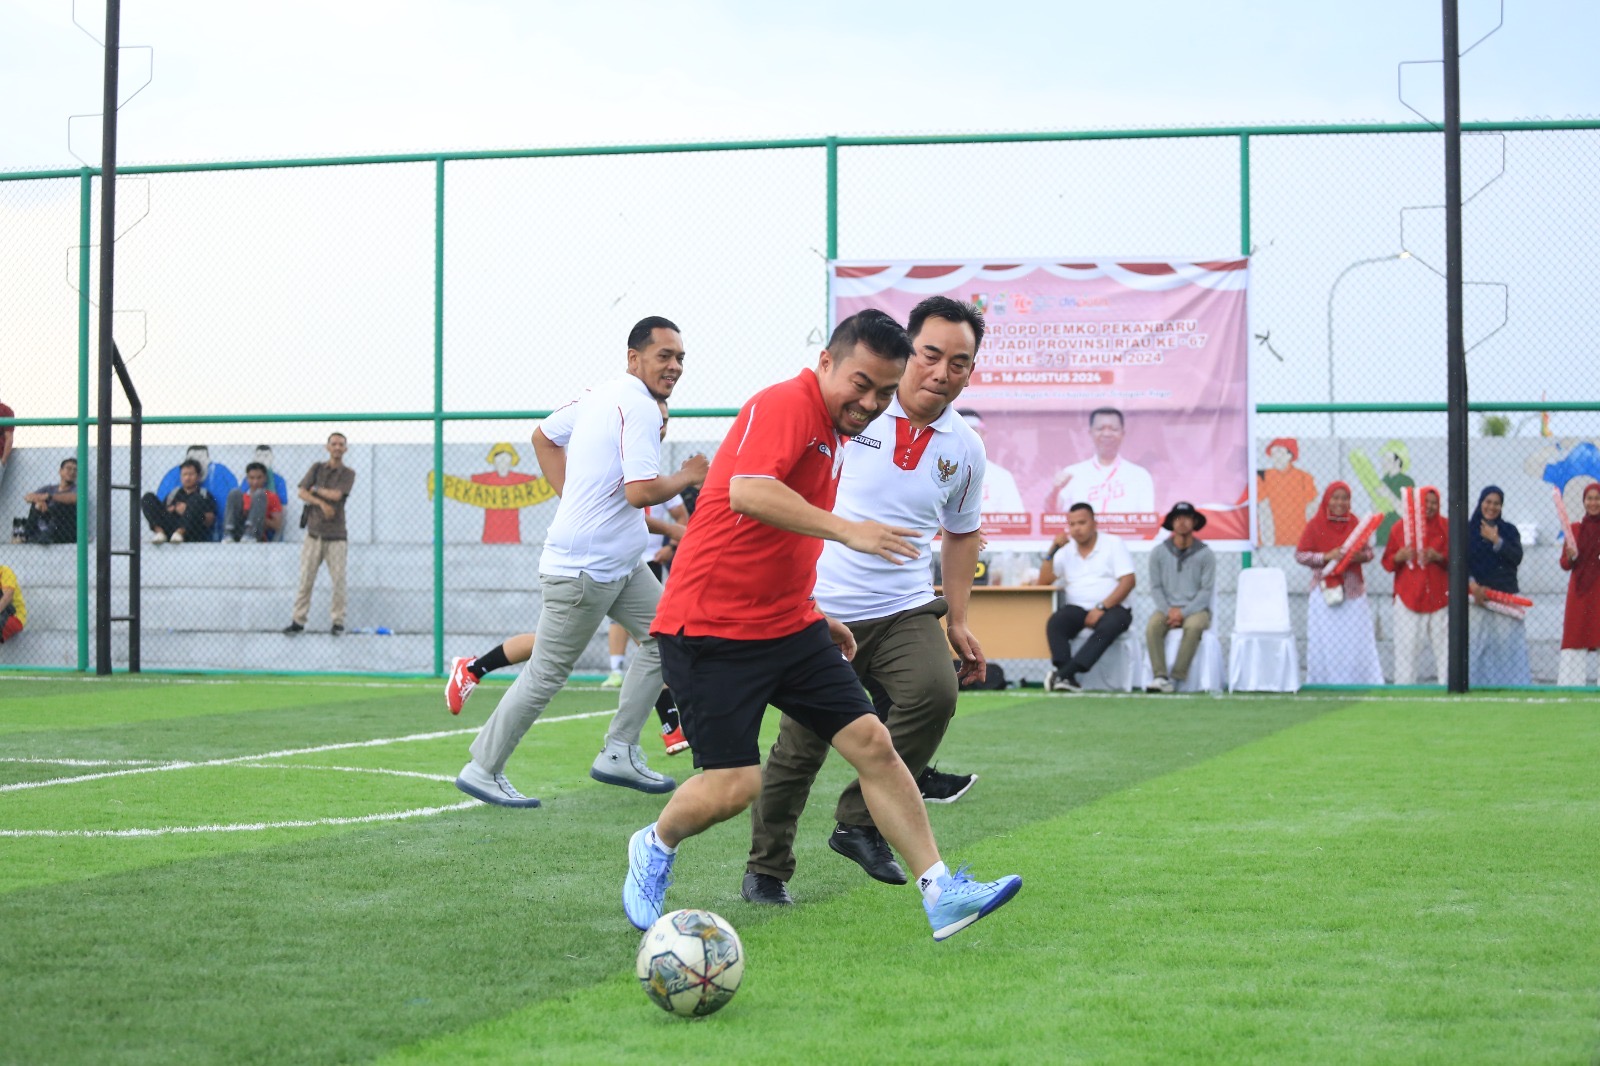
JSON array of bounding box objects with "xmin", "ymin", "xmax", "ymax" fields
[
  {"xmin": 1553, "ymin": 486, "xmax": 1577, "ymax": 553},
  {"xmin": 1321, "ymin": 512, "xmax": 1382, "ymax": 604},
  {"xmin": 1470, "ymin": 584, "xmax": 1532, "ymax": 621},
  {"xmin": 1405, "ymin": 485, "xmax": 1426, "ymax": 569}
]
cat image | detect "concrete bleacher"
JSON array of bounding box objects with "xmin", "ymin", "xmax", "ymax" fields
[{"xmin": 0, "ymin": 541, "xmax": 614, "ymax": 675}]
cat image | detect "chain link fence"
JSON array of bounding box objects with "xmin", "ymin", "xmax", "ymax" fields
[{"xmin": 2, "ymin": 123, "xmax": 1597, "ymax": 686}]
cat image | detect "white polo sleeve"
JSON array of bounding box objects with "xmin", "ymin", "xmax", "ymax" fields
[
  {"xmin": 539, "ymin": 394, "xmax": 584, "ymax": 447},
  {"xmin": 1111, "ymin": 535, "xmax": 1136, "ymax": 579},
  {"xmin": 940, "ymin": 442, "xmax": 985, "ymax": 536},
  {"xmin": 618, "ymin": 391, "xmax": 663, "ymax": 484}
]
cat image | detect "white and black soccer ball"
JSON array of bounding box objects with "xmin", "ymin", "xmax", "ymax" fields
[{"xmin": 636, "ymin": 908, "xmax": 745, "ymax": 1017}]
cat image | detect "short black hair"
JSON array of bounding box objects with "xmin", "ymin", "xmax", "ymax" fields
[
  {"xmin": 907, "ymin": 296, "xmax": 985, "ymax": 351},
  {"xmin": 245, "ymin": 462, "xmax": 267, "ymax": 476},
  {"xmin": 629, "ymin": 316, "xmax": 681, "ymax": 351},
  {"xmin": 1069, "ymin": 502, "xmax": 1095, "ymax": 517},
  {"xmin": 827, "ymin": 309, "xmax": 913, "ymax": 363},
  {"xmin": 328, "ymin": 432, "xmax": 347, "ymax": 444},
  {"xmin": 60, "ymin": 456, "xmax": 77, "ymax": 470},
  {"xmin": 180, "ymin": 458, "xmax": 203, "ymax": 475},
  {"xmin": 1088, "ymin": 407, "xmax": 1124, "ymax": 429}
]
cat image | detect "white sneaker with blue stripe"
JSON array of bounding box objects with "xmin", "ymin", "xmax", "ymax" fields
[
  {"xmin": 923, "ymin": 864, "xmax": 1022, "ymax": 941},
  {"xmin": 624, "ymin": 825, "xmax": 676, "ymax": 930}
]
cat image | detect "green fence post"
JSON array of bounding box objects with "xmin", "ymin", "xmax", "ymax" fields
[
  {"xmin": 1240, "ymin": 132, "xmax": 1253, "ymax": 571},
  {"xmin": 76, "ymin": 168, "xmax": 92, "ymax": 671},
  {"xmin": 825, "ymin": 136, "xmax": 838, "ymax": 327},
  {"xmin": 433, "ymin": 157, "xmax": 446, "ymax": 677}
]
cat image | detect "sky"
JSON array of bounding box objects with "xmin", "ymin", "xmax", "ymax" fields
[
  {"xmin": 2, "ymin": 0, "xmax": 1597, "ymax": 452},
  {"xmin": 3, "ymin": 0, "xmax": 1597, "ymax": 171}
]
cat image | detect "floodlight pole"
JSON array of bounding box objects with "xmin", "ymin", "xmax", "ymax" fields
[
  {"xmin": 95, "ymin": 0, "xmax": 122, "ymax": 676},
  {"xmin": 1443, "ymin": 0, "xmax": 1470, "ymax": 693}
]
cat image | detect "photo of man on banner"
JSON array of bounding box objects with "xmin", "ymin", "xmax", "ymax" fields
[{"xmin": 829, "ymin": 258, "xmax": 1253, "ymax": 549}]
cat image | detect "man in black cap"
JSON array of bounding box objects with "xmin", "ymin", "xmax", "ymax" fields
[{"xmin": 1144, "ymin": 501, "xmax": 1215, "ymax": 693}]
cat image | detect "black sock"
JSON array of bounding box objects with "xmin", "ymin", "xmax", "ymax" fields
[
  {"xmin": 655, "ymin": 687, "xmax": 679, "ymax": 729},
  {"xmin": 471, "ymin": 643, "xmax": 512, "ymax": 679}
]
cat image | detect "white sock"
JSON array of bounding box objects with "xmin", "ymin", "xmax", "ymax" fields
[
  {"xmin": 917, "ymin": 861, "xmax": 949, "ymax": 903},
  {"xmin": 610, "ymin": 655, "xmax": 626, "ymax": 672},
  {"xmin": 647, "ymin": 824, "xmax": 676, "ymax": 854}
]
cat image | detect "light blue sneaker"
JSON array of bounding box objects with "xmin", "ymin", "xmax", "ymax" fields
[
  {"xmin": 624, "ymin": 825, "xmax": 676, "ymax": 930},
  {"xmin": 924, "ymin": 864, "xmax": 1022, "ymax": 941}
]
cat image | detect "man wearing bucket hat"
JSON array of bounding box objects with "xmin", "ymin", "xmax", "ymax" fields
[{"xmin": 1143, "ymin": 501, "xmax": 1216, "ymax": 694}]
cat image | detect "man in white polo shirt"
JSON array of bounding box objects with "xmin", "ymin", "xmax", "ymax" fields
[
  {"xmin": 1034, "ymin": 502, "xmax": 1137, "ymax": 692},
  {"xmin": 1046, "ymin": 407, "xmax": 1156, "ymax": 516},
  {"xmin": 455, "ymin": 317, "xmax": 709, "ymax": 808},
  {"xmin": 742, "ymin": 296, "xmax": 990, "ymax": 905}
]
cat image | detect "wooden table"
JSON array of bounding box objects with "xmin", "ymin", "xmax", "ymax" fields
[{"xmin": 937, "ymin": 585, "xmax": 1057, "ymax": 659}]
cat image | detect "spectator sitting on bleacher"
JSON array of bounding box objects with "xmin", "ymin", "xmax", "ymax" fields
[
  {"xmin": 0, "ymin": 563, "xmax": 23, "ymax": 643},
  {"xmin": 156, "ymin": 445, "xmax": 237, "ymax": 541},
  {"xmin": 224, "ymin": 462, "xmax": 286, "ymax": 542},
  {"xmin": 246, "ymin": 444, "xmax": 290, "ymax": 503},
  {"xmin": 19, "ymin": 457, "xmax": 78, "ymax": 544},
  {"xmin": 141, "ymin": 458, "xmax": 217, "ymax": 544}
]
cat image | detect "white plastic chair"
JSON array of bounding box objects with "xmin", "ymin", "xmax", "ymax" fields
[
  {"xmin": 1069, "ymin": 628, "xmax": 1137, "ymax": 692},
  {"xmin": 1136, "ymin": 590, "xmax": 1224, "ymax": 693},
  {"xmin": 1228, "ymin": 566, "xmax": 1301, "ymax": 692}
]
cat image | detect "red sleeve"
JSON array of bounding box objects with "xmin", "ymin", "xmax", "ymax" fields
[
  {"xmin": 1381, "ymin": 526, "xmax": 1402, "ymax": 573},
  {"xmin": 266, "ymin": 492, "xmax": 283, "ymax": 517},
  {"xmin": 727, "ymin": 388, "xmax": 814, "ymax": 483}
]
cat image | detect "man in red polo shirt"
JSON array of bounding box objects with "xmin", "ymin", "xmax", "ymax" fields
[{"xmin": 623, "ymin": 309, "xmax": 1022, "ymax": 942}]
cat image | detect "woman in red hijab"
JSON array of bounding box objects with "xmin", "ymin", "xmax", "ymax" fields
[
  {"xmin": 1295, "ymin": 481, "xmax": 1383, "ymax": 685},
  {"xmin": 1557, "ymin": 482, "xmax": 1600, "ymax": 686},
  {"xmin": 1382, "ymin": 485, "xmax": 1448, "ymax": 684}
]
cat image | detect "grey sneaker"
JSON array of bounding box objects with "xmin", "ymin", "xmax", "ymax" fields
[
  {"xmin": 454, "ymin": 760, "xmax": 541, "ymax": 808},
  {"xmin": 1148, "ymin": 675, "xmax": 1176, "ymax": 694},
  {"xmin": 590, "ymin": 740, "xmax": 676, "ymax": 795}
]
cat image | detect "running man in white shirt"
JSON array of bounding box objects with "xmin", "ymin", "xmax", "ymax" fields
[
  {"xmin": 742, "ymin": 296, "xmax": 990, "ymax": 904},
  {"xmin": 455, "ymin": 317, "xmax": 709, "ymax": 808},
  {"xmin": 1046, "ymin": 407, "xmax": 1156, "ymax": 516},
  {"xmin": 1034, "ymin": 502, "xmax": 1137, "ymax": 692}
]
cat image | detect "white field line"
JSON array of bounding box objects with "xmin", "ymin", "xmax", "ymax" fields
[
  {"xmin": 235, "ymin": 763, "xmax": 457, "ymax": 784},
  {"xmin": 0, "ymin": 674, "xmax": 613, "ymax": 690},
  {"xmin": 0, "ymin": 708, "xmax": 616, "ymax": 794},
  {"xmin": 0, "ymin": 757, "xmax": 170, "ymax": 767},
  {"xmin": 0, "ymin": 800, "xmax": 482, "ymax": 838},
  {"xmin": 993, "ymin": 690, "xmax": 1594, "ymax": 705}
]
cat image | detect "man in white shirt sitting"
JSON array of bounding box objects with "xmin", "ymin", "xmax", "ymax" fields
[
  {"xmin": 1034, "ymin": 503, "xmax": 1137, "ymax": 692},
  {"xmin": 1046, "ymin": 407, "xmax": 1156, "ymax": 516}
]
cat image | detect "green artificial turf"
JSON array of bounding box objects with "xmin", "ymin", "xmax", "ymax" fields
[{"xmin": 2, "ymin": 678, "xmax": 1597, "ymax": 1064}]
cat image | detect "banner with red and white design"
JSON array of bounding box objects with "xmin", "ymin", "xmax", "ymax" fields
[{"xmin": 830, "ymin": 257, "xmax": 1253, "ymax": 549}]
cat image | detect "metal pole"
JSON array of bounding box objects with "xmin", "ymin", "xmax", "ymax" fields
[
  {"xmin": 1443, "ymin": 0, "xmax": 1470, "ymax": 692},
  {"xmin": 432, "ymin": 157, "xmax": 445, "ymax": 676},
  {"xmin": 76, "ymin": 171, "xmax": 91, "ymax": 671},
  {"xmin": 1240, "ymin": 133, "xmax": 1253, "ymax": 570},
  {"xmin": 95, "ymin": 0, "xmax": 122, "ymax": 675}
]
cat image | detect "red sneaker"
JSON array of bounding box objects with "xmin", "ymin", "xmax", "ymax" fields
[
  {"xmin": 660, "ymin": 721, "xmax": 689, "ymax": 756},
  {"xmin": 445, "ymin": 656, "xmax": 478, "ymax": 715}
]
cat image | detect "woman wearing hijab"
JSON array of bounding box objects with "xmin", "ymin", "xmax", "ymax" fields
[
  {"xmin": 1295, "ymin": 481, "xmax": 1384, "ymax": 685},
  {"xmin": 1557, "ymin": 482, "xmax": 1600, "ymax": 687},
  {"xmin": 1382, "ymin": 485, "xmax": 1449, "ymax": 684},
  {"xmin": 1466, "ymin": 486, "xmax": 1529, "ymax": 686}
]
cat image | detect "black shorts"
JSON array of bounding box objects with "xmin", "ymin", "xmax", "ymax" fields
[{"xmin": 658, "ymin": 620, "xmax": 874, "ymax": 771}]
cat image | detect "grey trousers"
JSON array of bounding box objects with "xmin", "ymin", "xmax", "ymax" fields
[
  {"xmin": 224, "ymin": 488, "xmax": 270, "ymax": 542},
  {"xmin": 469, "ymin": 564, "xmax": 663, "ymax": 775},
  {"xmin": 747, "ymin": 599, "xmax": 957, "ymax": 882}
]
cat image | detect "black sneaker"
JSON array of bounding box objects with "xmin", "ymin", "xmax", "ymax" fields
[
  {"xmin": 827, "ymin": 823, "xmax": 907, "ymax": 885},
  {"xmin": 740, "ymin": 872, "xmax": 794, "ymax": 906},
  {"xmin": 918, "ymin": 765, "xmax": 978, "ymax": 804},
  {"xmin": 331, "ymin": 624, "xmax": 345, "ymax": 636},
  {"xmin": 282, "ymin": 622, "xmax": 304, "ymax": 635}
]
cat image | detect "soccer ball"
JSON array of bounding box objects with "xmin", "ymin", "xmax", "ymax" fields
[{"xmin": 635, "ymin": 908, "xmax": 745, "ymax": 1017}]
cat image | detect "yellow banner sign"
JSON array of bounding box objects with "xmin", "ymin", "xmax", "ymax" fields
[{"xmin": 427, "ymin": 472, "xmax": 556, "ymax": 510}]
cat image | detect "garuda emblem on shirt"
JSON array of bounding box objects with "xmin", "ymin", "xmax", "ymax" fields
[{"xmin": 936, "ymin": 457, "xmax": 959, "ymax": 483}]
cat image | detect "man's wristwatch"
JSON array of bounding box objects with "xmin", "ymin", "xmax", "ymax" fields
[{"xmin": 1094, "ymin": 601, "xmax": 1108, "ymax": 611}]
